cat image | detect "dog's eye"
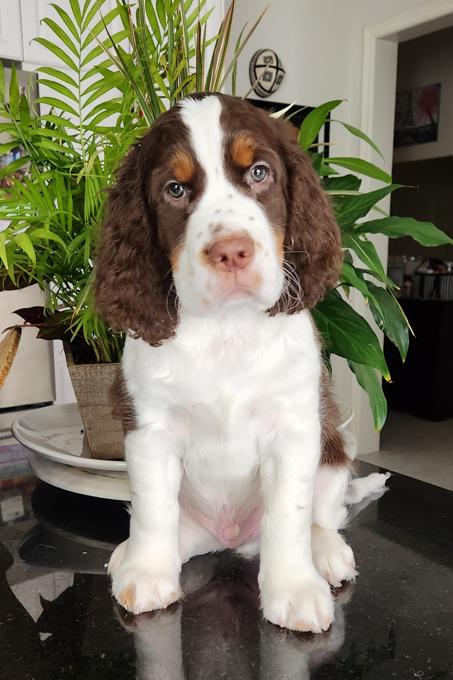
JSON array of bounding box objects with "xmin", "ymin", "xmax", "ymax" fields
[
  {"xmin": 249, "ymin": 163, "xmax": 269, "ymax": 183},
  {"xmin": 166, "ymin": 181, "xmax": 186, "ymax": 199}
]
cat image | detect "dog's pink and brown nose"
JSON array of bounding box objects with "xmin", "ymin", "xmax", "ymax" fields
[{"xmin": 207, "ymin": 235, "xmax": 255, "ymax": 272}]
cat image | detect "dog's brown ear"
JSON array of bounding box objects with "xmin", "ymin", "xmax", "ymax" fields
[
  {"xmin": 278, "ymin": 122, "xmax": 342, "ymax": 310},
  {"xmin": 95, "ymin": 141, "xmax": 176, "ymax": 346}
]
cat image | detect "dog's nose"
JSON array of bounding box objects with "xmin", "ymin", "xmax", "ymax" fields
[{"xmin": 207, "ymin": 235, "xmax": 255, "ymax": 272}]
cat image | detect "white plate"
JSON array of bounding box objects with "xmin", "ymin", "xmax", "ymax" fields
[
  {"xmin": 12, "ymin": 403, "xmax": 127, "ymax": 472},
  {"xmin": 13, "ymin": 401, "xmax": 355, "ymax": 476},
  {"xmin": 28, "ymin": 451, "xmax": 131, "ymax": 501}
]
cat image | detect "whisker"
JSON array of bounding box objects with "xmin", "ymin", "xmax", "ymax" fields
[
  {"xmin": 280, "ymin": 260, "xmax": 304, "ymax": 313},
  {"xmin": 166, "ymin": 281, "xmax": 179, "ymax": 326},
  {"xmin": 283, "ymin": 245, "xmax": 311, "ymax": 261}
]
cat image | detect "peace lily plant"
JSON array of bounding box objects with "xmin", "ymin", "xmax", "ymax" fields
[{"xmin": 0, "ymin": 0, "xmax": 451, "ymax": 431}]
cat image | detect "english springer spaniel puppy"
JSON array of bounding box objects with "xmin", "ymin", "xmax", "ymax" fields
[{"xmin": 95, "ymin": 93, "xmax": 387, "ymax": 633}]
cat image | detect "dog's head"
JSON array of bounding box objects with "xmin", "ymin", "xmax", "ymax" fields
[{"xmin": 95, "ymin": 94, "xmax": 342, "ymax": 345}]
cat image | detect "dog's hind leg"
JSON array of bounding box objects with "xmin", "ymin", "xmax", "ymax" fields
[
  {"xmin": 179, "ymin": 511, "xmax": 226, "ymax": 564},
  {"xmin": 311, "ymin": 464, "xmax": 357, "ymax": 588}
]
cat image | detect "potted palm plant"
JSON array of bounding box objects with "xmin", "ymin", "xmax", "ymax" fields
[{"xmin": 1, "ymin": 0, "xmax": 451, "ymax": 457}]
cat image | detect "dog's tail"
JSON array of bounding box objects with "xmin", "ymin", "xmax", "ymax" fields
[{"xmin": 346, "ymin": 471, "xmax": 391, "ymax": 506}]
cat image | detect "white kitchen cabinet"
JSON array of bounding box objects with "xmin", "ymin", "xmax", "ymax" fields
[
  {"xmin": 21, "ymin": 1, "xmax": 75, "ymax": 67},
  {"xmin": 0, "ymin": 284, "xmax": 55, "ymax": 410},
  {"xmin": 0, "ymin": 1, "xmax": 23, "ymax": 61},
  {"xmin": 20, "ymin": 0, "xmax": 121, "ymax": 68}
]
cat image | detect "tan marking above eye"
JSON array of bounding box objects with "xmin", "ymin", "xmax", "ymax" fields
[
  {"xmin": 170, "ymin": 148, "xmax": 195, "ymax": 183},
  {"xmin": 231, "ymin": 133, "xmax": 257, "ymax": 168}
]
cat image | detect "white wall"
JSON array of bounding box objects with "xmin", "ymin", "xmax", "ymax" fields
[
  {"xmin": 230, "ymin": 0, "xmax": 450, "ymax": 453},
  {"xmin": 230, "ymin": 0, "xmax": 437, "ymax": 149},
  {"xmin": 394, "ymin": 26, "xmax": 453, "ymax": 163},
  {"xmin": 0, "ymin": 285, "xmax": 55, "ymax": 412}
]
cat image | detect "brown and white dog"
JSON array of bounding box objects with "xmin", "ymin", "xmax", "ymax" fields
[{"xmin": 95, "ymin": 93, "xmax": 387, "ymax": 633}]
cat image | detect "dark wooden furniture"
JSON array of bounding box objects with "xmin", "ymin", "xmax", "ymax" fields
[{"xmin": 384, "ymin": 298, "xmax": 453, "ymax": 420}]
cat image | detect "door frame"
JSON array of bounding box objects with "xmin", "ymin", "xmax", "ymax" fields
[{"xmin": 354, "ymin": 0, "xmax": 453, "ymax": 454}]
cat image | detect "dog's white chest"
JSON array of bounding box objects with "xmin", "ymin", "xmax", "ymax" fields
[{"xmin": 122, "ymin": 310, "xmax": 320, "ymax": 510}]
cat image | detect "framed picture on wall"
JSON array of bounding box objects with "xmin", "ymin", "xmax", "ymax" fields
[{"xmin": 394, "ymin": 82, "xmax": 441, "ymax": 148}]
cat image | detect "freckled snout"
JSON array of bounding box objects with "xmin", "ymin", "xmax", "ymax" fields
[{"xmin": 206, "ymin": 234, "xmax": 255, "ymax": 272}]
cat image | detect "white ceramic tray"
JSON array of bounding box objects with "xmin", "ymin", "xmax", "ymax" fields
[
  {"xmin": 14, "ymin": 402, "xmax": 355, "ymax": 501},
  {"xmin": 28, "ymin": 451, "xmax": 131, "ymax": 501},
  {"xmin": 12, "ymin": 403, "xmax": 127, "ymax": 472},
  {"xmin": 14, "ymin": 402, "xmax": 354, "ymax": 472}
]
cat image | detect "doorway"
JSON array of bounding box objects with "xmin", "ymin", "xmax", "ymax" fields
[{"xmin": 356, "ymin": 8, "xmax": 453, "ymax": 490}]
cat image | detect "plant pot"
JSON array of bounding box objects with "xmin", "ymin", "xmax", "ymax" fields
[{"xmin": 65, "ymin": 352, "xmax": 125, "ymax": 460}]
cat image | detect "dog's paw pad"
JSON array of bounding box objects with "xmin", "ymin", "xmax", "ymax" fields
[
  {"xmin": 120, "ymin": 584, "xmax": 137, "ymax": 611},
  {"xmin": 112, "ymin": 567, "xmax": 182, "ymax": 615},
  {"xmin": 261, "ymin": 574, "xmax": 334, "ymax": 634},
  {"xmin": 312, "ymin": 528, "xmax": 357, "ymax": 588}
]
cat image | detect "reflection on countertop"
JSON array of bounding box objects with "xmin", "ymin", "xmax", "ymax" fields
[{"xmin": 0, "ymin": 460, "xmax": 452, "ymax": 680}]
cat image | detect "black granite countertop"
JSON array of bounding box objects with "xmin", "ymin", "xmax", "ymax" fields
[{"xmin": 0, "ymin": 460, "xmax": 452, "ymax": 680}]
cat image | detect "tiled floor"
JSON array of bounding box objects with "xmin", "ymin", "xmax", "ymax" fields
[
  {"xmin": 0, "ymin": 436, "xmax": 33, "ymax": 485},
  {"xmin": 359, "ymin": 410, "xmax": 453, "ymax": 492}
]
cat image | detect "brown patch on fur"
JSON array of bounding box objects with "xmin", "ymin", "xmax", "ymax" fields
[
  {"xmin": 95, "ymin": 107, "xmax": 203, "ymax": 346},
  {"xmin": 200, "ymin": 247, "xmax": 211, "ymax": 269},
  {"xmin": 170, "ymin": 242, "xmax": 184, "ymax": 273},
  {"xmin": 110, "ymin": 367, "xmax": 137, "ymax": 434},
  {"xmin": 273, "ymin": 227, "xmax": 285, "ymax": 264},
  {"xmin": 320, "ymin": 369, "xmax": 350, "ymax": 467},
  {"xmin": 231, "ymin": 133, "xmax": 257, "ymax": 168},
  {"xmin": 120, "ymin": 584, "xmax": 136, "ymax": 610},
  {"xmin": 273, "ymin": 116, "xmax": 342, "ymax": 311},
  {"xmin": 306, "ymin": 316, "xmax": 349, "ymax": 467},
  {"xmin": 171, "ymin": 148, "xmax": 195, "ymax": 183},
  {"xmin": 294, "ymin": 621, "xmax": 314, "ymax": 632}
]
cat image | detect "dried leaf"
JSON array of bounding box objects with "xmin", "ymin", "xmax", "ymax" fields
[{"xmin": 0, "ymin": 328, "xmax": 21, "ymax": 387}]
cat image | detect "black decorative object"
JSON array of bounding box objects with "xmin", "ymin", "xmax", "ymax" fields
[{"xmin": 249, "ymin": 49, "xmax": 285, "ymax": 98}]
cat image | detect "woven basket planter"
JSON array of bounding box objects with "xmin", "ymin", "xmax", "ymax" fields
[{"xmin": 66, "ymin": 352, "xmax": 125, "ymax": 460}]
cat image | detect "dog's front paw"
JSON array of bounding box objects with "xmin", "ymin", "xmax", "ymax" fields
[
  {"xmin": 312, "ymin": 528, "xmax": 357, "ymax": 588},
  {"xmin": 111, "ymin": 565, "xmax": 183, "ymax": 615},
  {"xmin": 108, "ymin": 540, "xmax": 183, "ymax": 615},
  {"xmin": 260, "ymin": 572, "xmax": 334, "ymax": 634}
]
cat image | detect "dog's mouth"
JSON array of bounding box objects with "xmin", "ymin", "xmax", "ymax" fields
[
  {"xmin": 217, "ymin": 277, "xmax": 261, "ymax": 305},
  {"xmin": 200, "ymin": 283, "xmax": 258, "ymax": 312},
  {"xmin": 224, "ymin": 285, "xmax": 254, "ymax": 300}
]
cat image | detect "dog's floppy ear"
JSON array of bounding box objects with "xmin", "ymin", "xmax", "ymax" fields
[
  {"xmin": 95, "ymin": 141, "xmax": 176, "ymax": 346},
  {"xmin": 278, "ymin": 122, "xmax": 342, "ymax": 310}
]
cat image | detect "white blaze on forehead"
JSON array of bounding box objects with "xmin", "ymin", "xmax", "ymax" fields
[{"xmin": 179, "ymin": 96, "xmax": 226, "ymax": 191}]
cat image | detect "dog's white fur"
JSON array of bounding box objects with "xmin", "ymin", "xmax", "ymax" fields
[{"xmin": 107, "ymin": 96, "xmax": 381, "ymax": 633}]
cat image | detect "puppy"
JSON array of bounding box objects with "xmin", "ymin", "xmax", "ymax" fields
[{"xmin": 96, "ymin": 93, "xmax": 379, "ymax": 633}]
